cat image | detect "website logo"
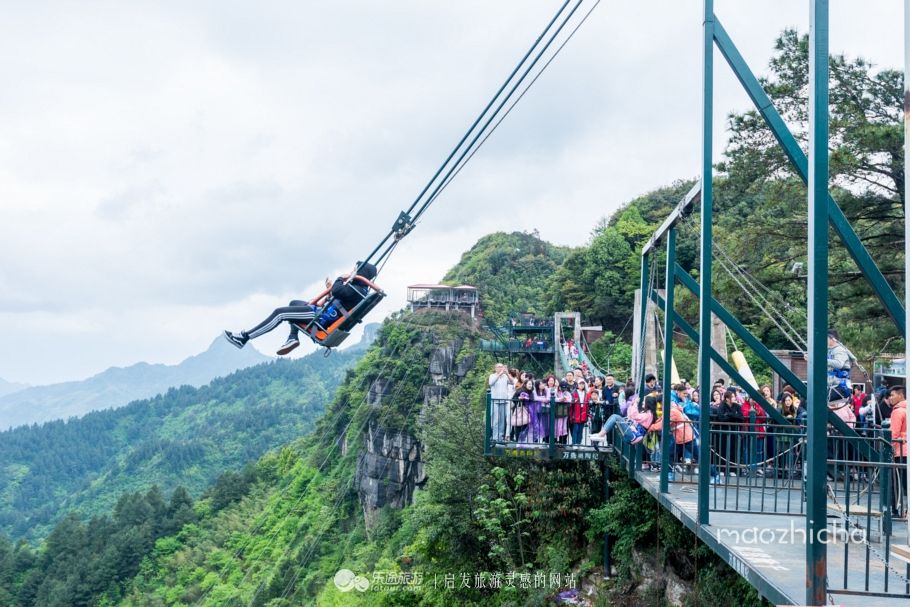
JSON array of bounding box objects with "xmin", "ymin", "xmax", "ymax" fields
[{"xmin": 334, "ymin": 569, "xmax": 370, "ymax": 592}]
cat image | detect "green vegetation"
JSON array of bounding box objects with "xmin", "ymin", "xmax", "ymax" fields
[
  {"xmin": 0, "ymin": 28, "xmax": 902, "ymax": 607},
  {"xmin": 0, "ymin": 344, "xmax": 366, "ymax": 543},
  {"xmin": 444, "ymin": 231, "xmax": 569, "ymax": 325},
  {"xmin": 555, "ymin": 30, "xmax": 903, "ymax": 371}
]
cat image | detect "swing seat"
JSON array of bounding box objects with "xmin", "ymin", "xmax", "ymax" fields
[{"xmin": 295, "ymin": 285, "xmax": 385, "ymax": 349}]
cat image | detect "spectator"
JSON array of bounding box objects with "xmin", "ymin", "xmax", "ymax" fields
[
  {"xmin": 878, "ymin": 389, "xmax": 894, "ymax": 424},
  {"xmin": 508, "ymin": 368, "xmax": 521, "ymax": 394},
  {"xmin": 670, "ymin": 384, "xmax": 696, "ymax": 465},
  {"xmin": 780, "ymin": 393, "xmax": 798, "ymax": 420},
  {"xmin": 589, "ymin": 378, "xmax": 606, "ymax": 435},
  {"xmin": 570, "ymin": 378, "xmax": 591, "ymax": 445},
  {"xmin": 510, "ymin": 379, "xmax": 533, "ymax": 442},
  {"xmin": 851, "ymin": 384, "xmax": 869, "ymax": 421},
  {"xmin": 590, "ymin": 394, "xmax": 657, "ymax": 446},
  {"xmin": 718, "ymin": 389, "xmax": 745, "ymax": 474},
  {"xmin": 644, "ymin": 373, "xmax": 659, "ymax": 394},
  {"xmin": 531, "ymin": 380, "xmax": 549, "ymax": 443},
  {"xmin": 603, "ymin": 374, "xmax": 620, "ymax": 407},
  {"xmin": 487, "ymin": 363, "xmax": 513, "ymax": 441},
  {"xmin": 555, "ymin": 381, "xmax": 572, "ymax": 444},
  {"xmin": 890, "ymin": 386, "xmax": 907, "ymax": 517},
  {"xmin": 741, "ymin": 396, "xmax": 768, "ymax": 475}
]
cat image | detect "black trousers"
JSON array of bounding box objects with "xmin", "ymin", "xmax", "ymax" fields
[{"xmin": 246, "ymin": 300, "xmax": 315, "ymax": 340}]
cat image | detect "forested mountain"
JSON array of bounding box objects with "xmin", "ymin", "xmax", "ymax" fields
[
  {"xmin": 0, "ymin": 378, "xmax": 27, "ymax": 399},
  {"xmin": 0, "ymin": 337, "xmax": 271, "ymax": 429},
  {"xmin": 0, "ymin": 327, "xmax": 376, "ymax": 542}
]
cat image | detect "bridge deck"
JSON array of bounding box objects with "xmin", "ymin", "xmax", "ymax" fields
[{"xmin": 634, "ymin": 469, "xmax": 910, "ymax": 605}]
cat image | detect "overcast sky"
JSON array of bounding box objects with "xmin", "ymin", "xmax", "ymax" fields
[{"xmin": 0, "ymin": 1, "xmax": 903, "ymax": 385}]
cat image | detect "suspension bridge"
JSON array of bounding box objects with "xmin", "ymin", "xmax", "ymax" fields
[{"xmin": 484, "ymin": 1, "xmax": 910, "ymax": 605}]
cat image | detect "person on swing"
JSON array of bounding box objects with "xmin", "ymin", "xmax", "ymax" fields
[{"xmin": 224, "ymin": 262, "xmax": 379, "ymax": 355}]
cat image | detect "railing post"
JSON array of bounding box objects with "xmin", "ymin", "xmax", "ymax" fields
[
  {"xmin": 697, "ymin": 0, "xmax": 715, "ymax": 527},
  {"xmin": 883, "ymin": 427, "xmax": 894, "ymax": 538},
  {"xmin": 549, "ymin": 394, "xmax": 557, "ymax": 460},
  {"xmin": 602, "ymin": 461, "xmax": 612, "ymax": 579},
  {"xmin": 806, "ymin": 2, "xmax": 830, "ymax": 604},
  {"xmin": 484, "ymin": 392, "xmax": 492, "ymax": 456},
  {"xmin": 749, "ymin": 409, "xmax": 757, "ymax": 475},
  {"xmin": 660, "ymin": 228, "xmax": 677, "ymax": 493}
]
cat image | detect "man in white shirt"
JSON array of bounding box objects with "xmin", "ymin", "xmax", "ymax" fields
[{"xmin": 488, "ymin": 363, "xmax": 514, "ymax": 441}]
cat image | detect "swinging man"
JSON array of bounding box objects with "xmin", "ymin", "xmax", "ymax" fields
[{"xmin": 224, "ymin": 262, "xmax": 379, "ymax": 355}]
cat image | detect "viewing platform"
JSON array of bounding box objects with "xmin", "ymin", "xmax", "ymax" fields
[
  {"xmin": 406, "ymin": 284, "xmax": 478, "ymax": 318},
  {"xmin": 484, "ymin": 394, "xmax": 910, "ymax": 604}
]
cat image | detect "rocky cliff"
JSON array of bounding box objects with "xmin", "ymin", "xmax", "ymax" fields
[{"xmin": 355, "ymin": 335, "xmax": 476, "ymax": 528}]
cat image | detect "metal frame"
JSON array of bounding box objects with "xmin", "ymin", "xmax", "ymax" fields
[{"xmin": 638, "ymin": 2, "xmax": 908, "ymax": 604}]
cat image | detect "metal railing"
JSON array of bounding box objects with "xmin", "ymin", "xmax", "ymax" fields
[
  {"xmin": 483, "ymin": 393, "xmax": 615, "ymax": 461},
  {"xmin": 616, "ymin": 412, "xmax": 910, "ymax": 598}
]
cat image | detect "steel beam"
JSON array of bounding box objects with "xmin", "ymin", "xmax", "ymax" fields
[
  {"xmin": 806, "ymin": 3, "xmax": 829, "ymax": 603},
  {"xmin": 675, "ymin": 266, "xmax": 804, "ymax": 392},
  {"xmin": 637, "ymin": 253, "xmax": 651, "ymax": 401},
  {"xmin": 697, "ymin": 0, "xmax": 715, "ymax": 527},
  {"xmin": 713, "ymin": 17, "xmax": 905, "ymax": 335},
  {"xmin": 671, "ymin": 269, "xmax": 876, "ymax": 459},
  {"xmin": 660, "ymin": 228, "xmax": 676, "ymax": 493},
  {"xmin": 651, "ymin": 291, "xmax": 787, "ymax": 426},
  {"xmin": 905, "ymin": 0, "xmax": 910, "ymax": 547},
  {"xmin": 642, "ymin": 183, "xmax": 701, "ymax": 256}
]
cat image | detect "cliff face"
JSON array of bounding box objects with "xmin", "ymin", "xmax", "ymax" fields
[{"xmin": 356, "ymin": 335, "xmax": 476, "ymax": 528}]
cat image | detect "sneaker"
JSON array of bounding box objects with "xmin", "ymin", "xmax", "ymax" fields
[
  {"xmin": 277, "ymin": 336, "xmax": 300, "ymax": 356},
  {"xmin": 223, "ymin": 330, "xmax": 248, "ymax": 349}
]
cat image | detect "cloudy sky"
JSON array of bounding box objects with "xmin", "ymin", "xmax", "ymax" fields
[{"xmin": 0, "ymin": 1, "xmax": 903, "ymax": 385}]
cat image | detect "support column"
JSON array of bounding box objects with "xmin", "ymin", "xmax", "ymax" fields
[
  {"xmin": 904, "ymin": 0, "xmax": 910, "ymax": 548},
  {"xmin": 697, "ymin": 0, "xmax": 715, "ymax": 526},
  {"xmin": 661, "ymin": 229, "xmax": 677, "ymax": 493},
  {"xmin": 806, "ymin": 1, "xmax": 829, "ymax": 604},
  {"xmin": 602, "ymin": 461, "xmax": 612, "ymax": 579},
  {"xmin": 637, "ymin": 255, "xmax": 651, "ymax": 399}
]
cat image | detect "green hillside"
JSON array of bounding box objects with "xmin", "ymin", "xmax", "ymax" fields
[{"xmin": 0, "ymin": 336, "xmax": 370, "ymax": 543}]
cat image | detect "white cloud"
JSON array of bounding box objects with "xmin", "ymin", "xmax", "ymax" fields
[{"xmin": 0, "ymin": 1, "xmax": 902, "ymax": 384}]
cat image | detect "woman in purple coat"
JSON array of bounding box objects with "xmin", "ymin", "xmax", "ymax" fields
[{"xmin": 532, "ymin": 380, "xmax": 550, "ymax": 442}]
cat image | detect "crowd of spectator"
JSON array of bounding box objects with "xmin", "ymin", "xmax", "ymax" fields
[{"xmin": 487, "ymin": 345, "xmax": 908, "ymax": 504}]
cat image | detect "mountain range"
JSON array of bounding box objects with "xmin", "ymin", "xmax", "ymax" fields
[
  {"xmin": 0, "ymin": 377, "xmax": 27, "ymax": 399},
  {"xmin": 0, "ymin": 336, "xmax": 271, "ymax": 429},
  {"xmin": 0, "ymin": 323, "xmax": 379, "ymax": 541}
]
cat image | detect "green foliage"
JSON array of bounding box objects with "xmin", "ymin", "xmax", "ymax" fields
[
  {"xmin": 588, "ymin": 331, "xmax": 633, "ymax": 381},
  {"xmin": 546, "ymin": 182, "xmax": 696, "ymax": 335},
  {"xmin": 443, "ymin": 231, "xmax": 568, "ymax": 325},
  {"xmin": 587, "ymin": 465, "xmax": 769, "ymax": 607},
  {"xmin": 0, "ymin": 346, "xmax": 363, "ymax": 543},
  {"xmin": 0, "ymin": 486, "xmax": 197, "ymax": 606}
]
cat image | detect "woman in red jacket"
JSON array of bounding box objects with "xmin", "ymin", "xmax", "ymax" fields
[
  {"xmin": 741, "ymin": 396, "xmax": 768, "ymax": 476},
  {"xmin": 569, "ymin": 378, "xmax": 591, "ymax": 445}
]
